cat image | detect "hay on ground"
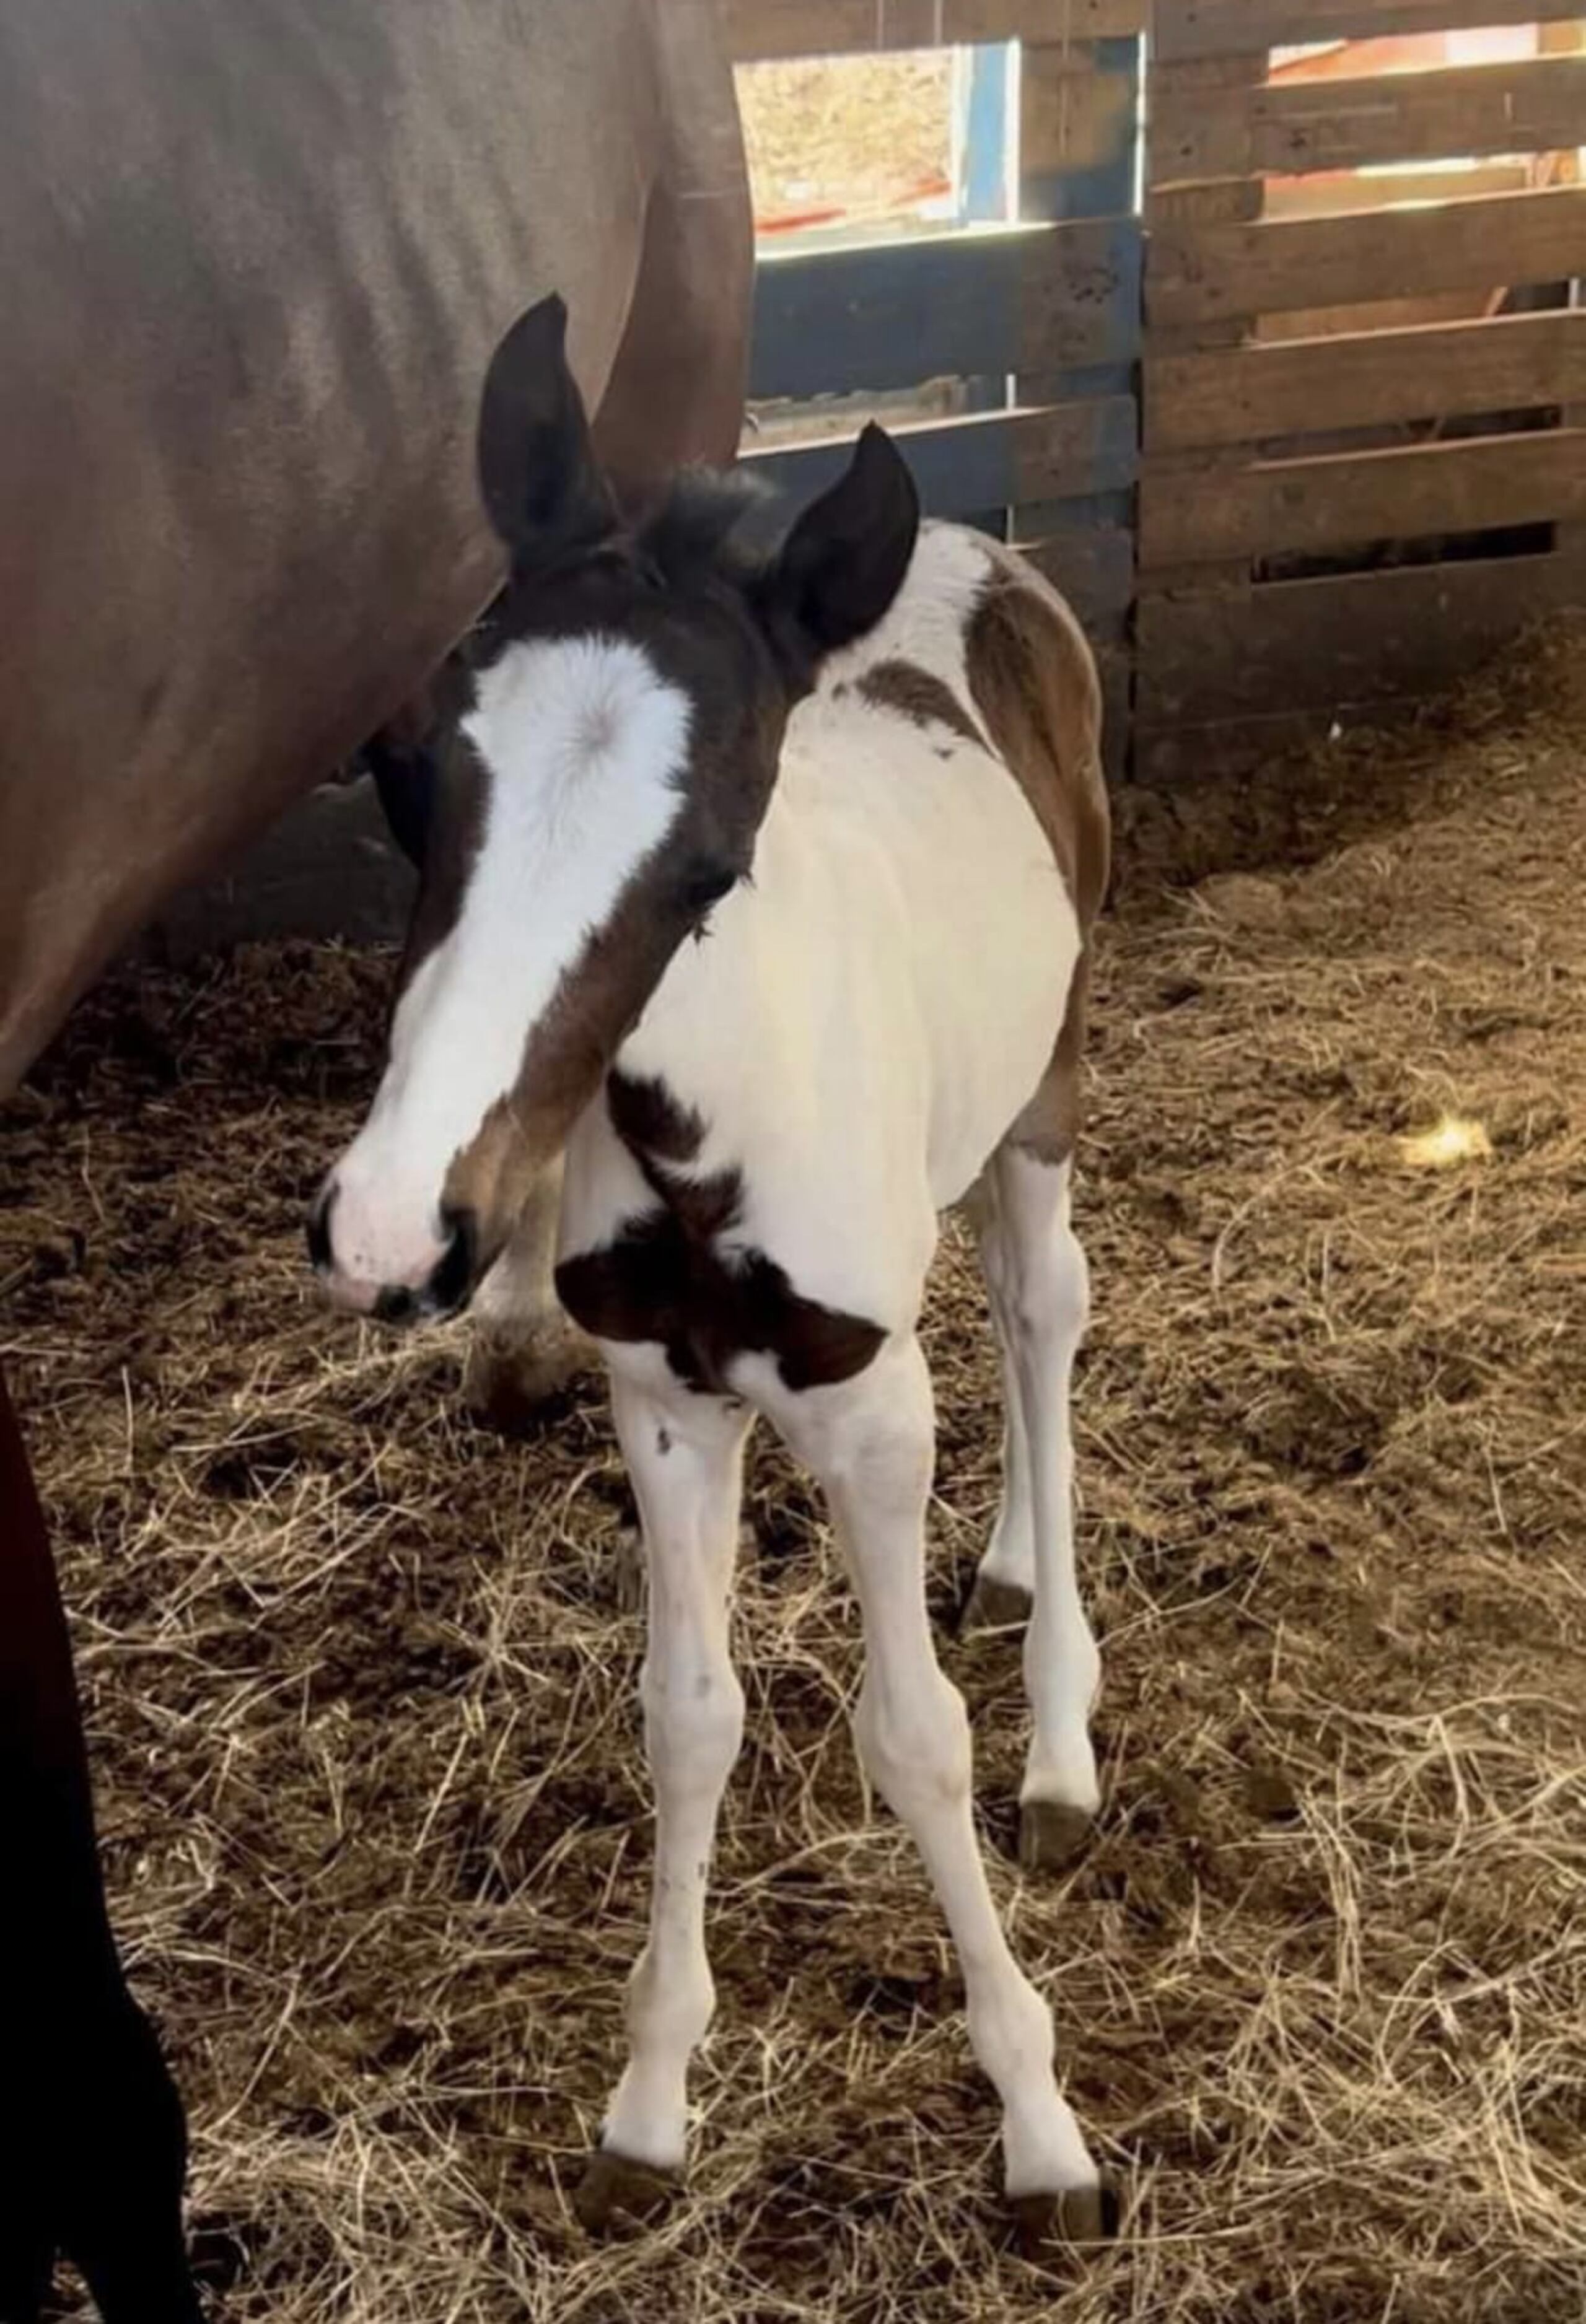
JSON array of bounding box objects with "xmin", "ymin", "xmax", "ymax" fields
[{"xmin": 4, "ymin": 622, "xmax": 1586, "ymax": 2321}]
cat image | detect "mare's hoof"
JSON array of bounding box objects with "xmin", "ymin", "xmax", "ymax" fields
[
  {"xmin": 1018, "ymin": 1799, "xmax": 1095, "ymax": 1872},
  {"xmin": 1010, "ymin": 2174, "xmax": 1123, "ymax": 2256},
  {"xmin": 960, "ymin": 1573, "xmax": 1033, "ymax": 1635},
  {"xmin": 572, "ymin": 2148, "xmax": 678, "ymax": 2234}
]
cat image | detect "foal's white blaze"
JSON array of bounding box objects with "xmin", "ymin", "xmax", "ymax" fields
[{"xmin": 325, "ymin": 637, "xmax": 690, "ymax": 1300}]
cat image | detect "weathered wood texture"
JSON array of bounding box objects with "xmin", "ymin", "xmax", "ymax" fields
[
  {"xmin": 1153, "ymin": 0, "xmax": 1586, "ymax": 62},
  {"xmin": 1146, "ymin": 310, "xmax": 1586, "ymax": 452},
  {"xmin": 1136, "ymin": 7, "xmax": 1586, "ymax": 780},
  {"xmin": 1137, "ymin": 552, "xmax": 1582, "ymax": 727},
  {"xmin": 1142, "ymin": 429, "xmax": 1586, "ymax": 566},
  {"xmin": 1154, "ymin": 55, "xmax": 1586, "ymax": 182},
  {"xmin": 724, "ymin": 0, "xmax": 1147, "ymax": 59},
  {"xmin": 1149, "ymin": 185, "xmax": 1586, "ymax": 329},
  {"xmin": 752, "ymin": 217, "xmax": 1140, "ymax": 400},
  {"xmin": 747, "ymin": 395, "xmax": 1139, "ymax": 513}
]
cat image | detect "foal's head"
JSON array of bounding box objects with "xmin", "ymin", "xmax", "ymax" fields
[{"xmin": 310, "ymin": 292, "xmax": 919, "ymax": 1320}]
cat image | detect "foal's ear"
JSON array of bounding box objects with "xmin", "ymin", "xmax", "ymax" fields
[
  {"xmin": 760, "ymin": 424, "xmax": 919, "ymax": 667},
  {"xmin": 476, "ymin": 293, "xmax": 616, "ymax": 560}
]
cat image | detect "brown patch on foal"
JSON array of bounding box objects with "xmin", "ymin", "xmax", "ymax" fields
[
  {"xmin": 555, "ymin": 1071, "xmax": 887, "ymax": 1395},
  {"xmin": 859, "ymin": 657, "xmax": 986, "ymax": 751},
  {"xmin": 963, "ymin": 547, "xmax": 1110, "ymax": 1164}
]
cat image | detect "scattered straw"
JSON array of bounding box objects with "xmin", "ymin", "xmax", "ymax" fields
[{"xmin": 6, "ymin": 621, "xmax": 1586, "ymax": 2320}]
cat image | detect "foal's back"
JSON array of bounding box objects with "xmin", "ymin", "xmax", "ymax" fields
[{"xmin": 777, "ymin": 522, "xmax": 1106, "ymax": 1198}]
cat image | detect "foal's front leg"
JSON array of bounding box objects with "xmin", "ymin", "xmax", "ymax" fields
[
  {"xmin": 774, "ymin": 1336, "xmax": 1108, "ymax": 2243},
  {"xmin": 576, "ymin": 1370, "xmax": 750, "ymax": 2228}
]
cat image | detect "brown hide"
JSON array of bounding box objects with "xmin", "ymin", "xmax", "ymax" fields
[{"xmin": 0, "ymin": 0, "xmax": 751, "ymax": 1095}]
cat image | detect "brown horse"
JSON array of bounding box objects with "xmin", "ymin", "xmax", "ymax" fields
[{"xmin": 0, "ymin": 2, "xmax": 749, "ymax": 2312}]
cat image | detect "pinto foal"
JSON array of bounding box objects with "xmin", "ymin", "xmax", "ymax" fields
[{"xmin": 312, "ymin": 296, "xmax": 1112, "ymax": 2242}]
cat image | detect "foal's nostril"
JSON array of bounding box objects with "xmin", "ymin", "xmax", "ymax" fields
[
  {"xmin": 373, "ymin": 1283, "xmax": 419, "ymax": 1326},
  {"xmin": 306, "ymin": 1182, "xmax": 338, "ymax": 1273}
]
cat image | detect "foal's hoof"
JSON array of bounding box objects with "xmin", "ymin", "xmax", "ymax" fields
[
  {"xmin": 463, "ymin": 1318, "xmax": 594, "ymax": 1435},
  {"xmin": 572, "ymin": 2147, "xmax": 678, "ymax": 2234},
  {"xmin": 1018, "ymin": 1799, "xmax": 1095, "ymax": 1872},
  {"xmin": 1010, "ymin": 2175, "xmax": 1122, "ymax": 2258},
  {"xmin": 960, "ymin": 1573, "xmax": 1033, "ymax": 1635}
]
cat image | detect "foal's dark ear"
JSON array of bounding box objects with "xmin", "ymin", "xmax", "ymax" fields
[
  {"xmin": 761, "ymin": 424, "xmax": 919, "ymax": 667},
  {"xmin": 476, "ymin": 293, "xmax": 616, "ymax": 559}
]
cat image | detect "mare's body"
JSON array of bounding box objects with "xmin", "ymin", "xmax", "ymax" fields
[{"xmin": 0, "ymin": 15, "xmax": 750, "ymax": 2313}]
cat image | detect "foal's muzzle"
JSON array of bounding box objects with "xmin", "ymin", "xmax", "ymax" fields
[{"xmin": 307, "ymin": 1183, "xmax": 480, "ymax": 1324}]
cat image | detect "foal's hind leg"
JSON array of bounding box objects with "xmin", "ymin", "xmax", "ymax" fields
[
  {"xmin": 971, "ymin": 1148, "xmax": 1101, "ymax": 1869},
  {"xmin": 962, "ymin": 1174, "xmax": 1037, "ymax": 1634},
  {"xmin": 576, "ymin": 1368, "xmax": 750, "ymax": 2228},
  {"xmin": 771, "ymin": 1337, "xmax": 1106, "ymax": 2237}
]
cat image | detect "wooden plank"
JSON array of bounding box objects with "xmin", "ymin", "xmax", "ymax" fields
[
  {"xmin": 1154, "ymin": 0, "xmax": 1586, "ymax": 64},
  {"xmin": 1154, "ymin": 56, "xmax": 1586, "ymax": 183},
  {"xmin": 1136, "ymin": 551, "xmax": 1582, "ymax": 723},
  {"xmin": 751, "ymin": 217, "xmax": 1140, "ymax": 400},
  {"xmin": 1132, "ymin": 707, "xmax": 1353, "ymax": 785},
  {"xmin": 1020, "ymin": 36, "xmax": 1141, "ymax": 220},
  {"xmin": 1146, "ymin": 308, "xmax": 1586, "ymax": 452},
  {"xmin": 725, "ymin": 0, "xmax": 1146, "ymax": 61},
  {"xmin": 1016, "ymin": 523, "xmax": 1137, "ymax": 627},
  {"xmin": 1141, "ymin": 426, "xmax": 1586, "ymax": 565},
  {"xmin": 746, "ymin": 396, "xmax": 1139, "ymax": 515},
  {"xmin": 1147, "ymin": 186, "xmax": 1586, "ymax": 331}
]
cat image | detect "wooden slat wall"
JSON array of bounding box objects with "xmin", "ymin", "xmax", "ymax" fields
[
  {"xmin": 1153, "ymin": 0, "xmax": 1586, "ymax": 61},
  {"xmin": 740, "ymin": 0, "xmax": 1144, "ymax": 774},
  {"xmin": 746, "ymin": 395, "xmax": 1139, "ymax": 517},
  {"xmin": 1149, "ymin": 185, "xmax": 1586, "ymax": 328},
  {"xmin": 1154, "ymin": 55, "xmax": 1586, "ymax": 181},
  {"xmin": 740, "ymin": 2, "xmax": 1586, "ymax": 780},
  {"xmin": 1146, "ymin": 310, "xmax": 1586, "ymax": 452},
  {"xmin": 725, "ymin": 0, "xmax": 1147, "ymax": 61},
  {"xmin": 751, "ymin": 217, "xmax": 1140, "ymax": 400},
  {"xmin": 1136, "ymin": 4, "xmax": 1586, "ymax": 779},
  {"xmin": 1012, "ymin": 24, "xmax": 1144, "ymax": 764}
]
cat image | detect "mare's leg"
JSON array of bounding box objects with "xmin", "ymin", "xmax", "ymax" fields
[
  {"xmin": 972, "ymin": 1150, "xmax": 1101, "ymax": 1869},
  {"xmin": 773, "ymin": 1336, "xmax": 1108, "ymax": 2240},
  {"xmin": 576, "ymin": 1371, "xmax": 751, "ymax": 2227},
  {"xmin": 589, "ymin": 0, "xmax": 752, "ymax": 494},
  {"xmin": 0, "ymin": 1365, "xmax": 202, "ymax": 2323}
]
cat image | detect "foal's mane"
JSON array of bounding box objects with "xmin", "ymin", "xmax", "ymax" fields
[{"xmin": 630, "ymin": 466, "xmax": 784, "ymax": 591}]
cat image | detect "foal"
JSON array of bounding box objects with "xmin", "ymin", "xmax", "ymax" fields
[{"xmin": 312, "ymin": 295, "xmax": 1112, "ymax": 2243}]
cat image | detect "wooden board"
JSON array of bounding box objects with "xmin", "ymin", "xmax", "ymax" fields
[
  {"xmin": 1142, "ymin": 426, "xmax": 1586, "ymax": 565},
  {"xmin": 1132, "ymin": 707, "xmax": 1351, "ymax": 785},
  {"xmin": 725, "ymin": 0, "xmax": 1147, "ymax": 61},
  {"xmin": 752, "ymin": 217, "xmax": 1140, "ymax": 400},
  {"xmin": 1153, "ymin": 56, "xmax": 1586, "ymax": 183},
  {"xmin": 1017, "ymin": 523, "xmax": 1137, "ymax": 629},
  {"xmin": 1154, "ymin": 0, "xmax": 1586, "ymax": 64},
  {"xmin": 1147, "ymin": 185, "xmax": 1586, "ymax": 330},
  {"xmin": 1146, "ymin": 310, "xmax": 1586, "ymax": 452},
  {"xmin": 1136, "ymin": 550, "xmax": 1583, "ymax": 723},
  {"xmin": 1020, "ymin": 36, "xmax": 1142, "ymax": 221},
  {"xmin": 746, "ymin": 396, "xmax": 1139, "ymax": 515}
]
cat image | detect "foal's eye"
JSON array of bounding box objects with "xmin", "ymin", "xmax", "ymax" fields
[{"xmin": 678, "ymin": 861, "xmax": 737, "ymax": 916}]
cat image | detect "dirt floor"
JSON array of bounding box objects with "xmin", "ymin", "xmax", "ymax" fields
[{"xmin": 6, "ymin": 628, "xmax": 1586, "ymax": 2322}]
